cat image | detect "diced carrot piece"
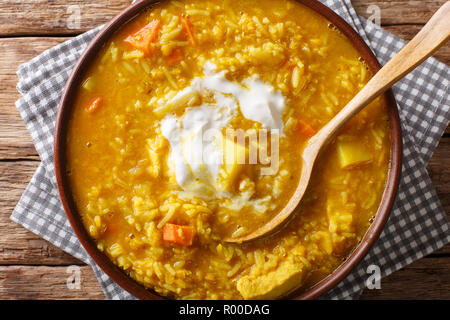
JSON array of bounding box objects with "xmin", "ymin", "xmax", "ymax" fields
[
  {"xmin": 166, "ymin": 48, "xmax": 184, "ymax": 66},
  {"xmin": 85, "ymin": 97, "xmax": 103, "ymax": 113},
  {"xmin": 296, "ymin": 120, "xmax": 316, "ymax": 138},
  {"xmin": 124, "ymin": 20, "xmax": 160, "ymax": 56},
  {"xmin": 163, "ymin": 223, "xmax": 195, "ymax": 246},
  {"xmin": 181, "ymin": 16, "xmax": 196, "ymax": 45}
]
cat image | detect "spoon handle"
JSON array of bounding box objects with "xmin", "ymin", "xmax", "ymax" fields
[{"xmin": 313, "ymin": 1, "xmax": 450, "ymax": 147}]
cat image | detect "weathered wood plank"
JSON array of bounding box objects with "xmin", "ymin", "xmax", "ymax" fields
[
  {"xmin": 0, "ymin": 0, "xmax": 131, "ymax": 36},
  {"xmin": 353, "ymin": 0, "xmax": 446, "ymax": 25},
  {"xmin": 0, "ymin": 257, "xmax": 448, "ymax": 299},
  {"xmin": 0, "ymin": 30, "xmax": 447, "ymax": 161},
  {"xmin": 428, "ymin": 137, "xmax": 450, "ymax": 222},
  {"xmin": 0, "ymin": 160, "xmax": 82, "ymax": 265},
  {"xmin": 360, "ymin": 257, "xmax": 450, "ymax": 299},
  {"xmin": 0, "ymin": 37, "xmax": 69, "ymax": 161},
  {"xmin": 0, "ymin": 265, "xmax": 105, "ymax": 299},
  {"xmin": 0, "ymin": 0, "xmax": 446, "ymax": 36}
]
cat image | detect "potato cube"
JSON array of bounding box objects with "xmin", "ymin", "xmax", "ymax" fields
[
  {"xmin": 217, "ymin": 138, "xmax": 248, "ymax": 192},
  {"xmin": 337, "ymin": 140, "xmax": 372, "ymax": 169}
]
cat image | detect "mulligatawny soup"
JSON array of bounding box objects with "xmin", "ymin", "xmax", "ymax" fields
[{"xmin": 67, "ymin": 0, "xmax": 390, "ymax": 299}]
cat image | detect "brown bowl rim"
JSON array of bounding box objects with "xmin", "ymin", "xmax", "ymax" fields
[{"xmin": 54, "ymin": 0, "xmax": 402, "ymax": 300}]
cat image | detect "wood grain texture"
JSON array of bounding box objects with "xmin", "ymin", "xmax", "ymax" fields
[
  {"xmin": 0, "ymin": 37, "xmax": 68, "ymax": 161},
  {"xmin": 0, "ymin": 266, "xmax": 105, "ymax": 299},
  {"xmin": 360, "ymin": 257, "xmax": 450, "ymax": 299},
  {"xmin": 0, "ymin": 34, "xmax": 446, "ymax": 162},
  {"xmin": 0, "ymin": 0, "xmax": 131, "ymax": 36},
  {"xmin": 0, "ymin": 0, "xmax": 448, "ymax": 300},
  {"xmin": 427, "ymin": 138, "xmax": 450, "ymax": 221},
  {"xmin": 0, "ymin": 161, "xmax": 82, "ymax": 265},
  {"xmin": 0, "ymin": 0, "xmax": 446, "ymax": 36},
  {"xmin": 0, "ymin": 259, "xmax": 448, "ymax": 299}
]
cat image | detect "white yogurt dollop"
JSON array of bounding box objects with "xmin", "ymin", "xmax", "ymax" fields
[
  {"xmin": 160, "ymin": 62, "xmax": 286, "ymax": 197},
  {"xmin": 198, "ymin": 62, "xmax": 286, "ymax": 134}
]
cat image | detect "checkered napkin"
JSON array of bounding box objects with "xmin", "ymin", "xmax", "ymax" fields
[{"xmin": 11, "ymin": 0, "xmax": 449, "ymax": 300}]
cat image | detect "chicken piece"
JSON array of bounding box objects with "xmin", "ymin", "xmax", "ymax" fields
[{"xmin": 237, "ymin": 257, "xmax": 306, "ymax": 299}]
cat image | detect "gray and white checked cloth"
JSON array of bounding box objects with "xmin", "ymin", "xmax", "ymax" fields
[{"xmin": 11, "ymin": 0, "xmax": 449, "ymax": 300}]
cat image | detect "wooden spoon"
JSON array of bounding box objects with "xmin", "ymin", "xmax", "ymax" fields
[{"xmin": 225, "ymin": 1, "xmax": 450, "ymax": 244}]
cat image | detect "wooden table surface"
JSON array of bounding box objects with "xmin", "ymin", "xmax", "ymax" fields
[{"xmin": 0, "ymin": 0, "xmax": 448, "ymax": 300}]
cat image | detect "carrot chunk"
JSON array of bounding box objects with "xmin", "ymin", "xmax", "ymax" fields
[
  {"xmin": 163, "ymin": 223, "xmax": 195, "ymax": 246},
  {"xmin": 85, "ymin": 97, "xmax": 103, "ymax": 113},
  {"xmin": 296, "ymin": 120, "xmax": 316, "ymax": 138},
  {"xmin": 166, "ymin": 48, "xmax": 184, "ymax": 66},
  {"xmin": 124, "ymin": 20, "xmax": 160, "ymax": 56},
  {"xmin": 181, "ymin": 16, "xmax": 196, "ymax": 45}
]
